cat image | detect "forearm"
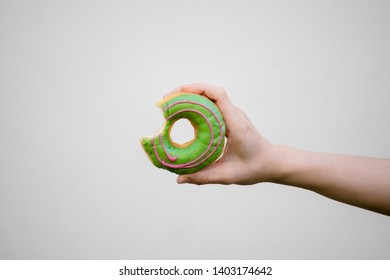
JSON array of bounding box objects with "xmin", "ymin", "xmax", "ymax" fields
[
  {"xmin": 273, "ymin": 146, "xmax": 390, "ymax": 216},
  {"xmin": 173, "ymin": 83, "xmax": 390, "ymax": 216}
]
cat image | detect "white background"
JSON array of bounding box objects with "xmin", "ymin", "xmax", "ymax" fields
[{"xmin": 1, "ymin": 0, "xmax": 389, "ymax": 259}]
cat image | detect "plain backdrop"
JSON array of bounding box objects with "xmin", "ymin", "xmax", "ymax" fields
[{"xmin": 1, "ymin": 0, "xmax": 389, "ymax": 259}]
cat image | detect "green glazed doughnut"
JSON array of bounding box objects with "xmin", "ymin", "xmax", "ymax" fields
[{"xmin": 141, "ymin": 92, "xmax": 226, "ymax": 175}]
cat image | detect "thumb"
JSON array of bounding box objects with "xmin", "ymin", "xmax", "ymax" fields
[
  {"xmin": 176, "ymin": 162, "xmax": 231, "ymax": 185},
  {"xmin": 177, "ymin": 173, "xmax": 213, "ymax": 185}
]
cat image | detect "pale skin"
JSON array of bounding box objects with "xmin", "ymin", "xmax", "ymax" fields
[{"xmin": 170, "ymin": 83, "xmax": 390, "ymax": 216}]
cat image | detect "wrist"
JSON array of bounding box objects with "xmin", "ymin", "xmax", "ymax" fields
[
  {"xmin": 270, "ymin": 145, "xmax": 318, "ymax": 189},
  {"xmin": 266, "ymin": 144, "xmax": 294, "ymax": 184},
  {"xmin": 248, "ymin": 143, "xmax": 291, "ymax": 184}
]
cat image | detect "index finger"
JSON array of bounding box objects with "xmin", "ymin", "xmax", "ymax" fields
[{"xmin": 177, "ymin": 83, "xmax": 235, "ymax": 116}]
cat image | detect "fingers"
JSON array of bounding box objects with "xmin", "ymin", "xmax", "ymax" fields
[
  {"xmin": 177, "ymin": 172, "xmax": 225, "ymax": 185},
  {"xmin": 168, "ymin": 83, "xmax": 232, "ymax": 110},
  {"xmin": 170, "ymin": 83, "xmax": 239, "ymax": 134},
  {"xmin": 179, "ymin": 83, "xmax": 228, "ymax": 102},
  {"xmin": 177, "ymin": 160, "xmax": 233, "ymax": 185}
]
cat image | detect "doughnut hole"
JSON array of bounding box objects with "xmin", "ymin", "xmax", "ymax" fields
[{"xmin": 169, "ymin": 118, "xmax": 197, "ymax": 148}]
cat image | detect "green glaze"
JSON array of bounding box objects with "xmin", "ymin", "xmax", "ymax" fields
[{"xmin": 141, "ymin": 93, "xmax": 226, "ymax": 174}]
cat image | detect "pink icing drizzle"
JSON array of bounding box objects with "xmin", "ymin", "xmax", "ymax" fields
[
  {"xmin": 152, "ymin": 100, "xmax": 224, "ymax": 169},
  {"xmin": 159, "ymin": 134, "xmax": 178, "ymax": 161}
]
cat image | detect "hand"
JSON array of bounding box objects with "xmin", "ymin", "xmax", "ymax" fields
[
  {"xmin": 168, "ymin": 83, "xmax": 390, "ymax": 215},
  {"xmin": 170, "ymin": 83, "xmax": 283, "ymax": 185}
]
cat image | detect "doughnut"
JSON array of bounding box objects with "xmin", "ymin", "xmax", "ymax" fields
[{"xmin": 141, "ymin": 92, "xmax": 226, "ymax": 174}]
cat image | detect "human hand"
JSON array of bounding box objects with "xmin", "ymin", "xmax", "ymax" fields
[
  {"xmin": 170, "ymin": 83, "xmax": 284, "ymax": 185},
  {"xmin": 168, "ymin": 83, "xmax": 390, "ymax": 215}
]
